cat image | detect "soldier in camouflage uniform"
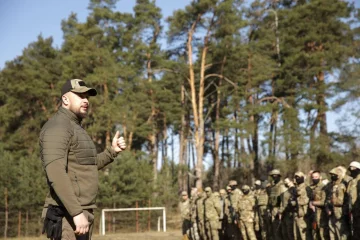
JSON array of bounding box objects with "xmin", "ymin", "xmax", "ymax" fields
[
  {"xmin": 279, "ymin": 178, "xmax": 295, "ymax": 240},
  {"xmin": 224, "ymin": 181, "xmax": 242, "ymax": 240},
  {"xmin": 268, "ymin": 169, "xmax": 287, "ymax": 240},
  {"xmin": 326, "ymin": 167, "xmax": 349, "ymax": 240},
  {"xmin": 219, "ymin": 189, "xmax": 227, "ymax": 240},
  {"xmin": 347, "ymin": 161, "xmax": 360, "ymax": 239},
  {"xmin": 204, "ymin": 187, "xmax": 221, "ymax": 240},
  {"xmin": 254, "ymin": 180, "xmax": 269, "ymax": 240},
  {"xmin": 190, "ymin": 188, "xmax": 201, "ymax": 240},
  {"xmin": 293, "ymin": 172, "xmax": 309, "ymax": 240},
  {"xmin": 197, "ymin": 191, "xmax": 206, "ymax": 240},
  {"xmin": 309, "ymin": 170, "xmax": 328, "ymax": 240},
  {"xmin": 180, "ymin": 191, "xmax": 191, "ymax": 240},
  {"xmin": 237, "ymin": 185, "xmax": 257, "ymax": 240},
  {"xmin": 338, "ymin": 165, "xmax": 353, "ymax": 188}
]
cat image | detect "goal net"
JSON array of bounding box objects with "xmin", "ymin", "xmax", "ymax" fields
[{"xmin": 99, "ymin": 207, "xmax": 167, "ymax": 236}]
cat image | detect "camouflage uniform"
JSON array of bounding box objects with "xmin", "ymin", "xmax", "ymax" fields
[
  {"xmin": 279, "ymin": 178, "xmax": 295, "ymax": 240},
  {"xmin": 180, "ymin": 191, "xmax": 191, "ymax": 239},
  {"xmin": 293, "ymin": 172, "xmax": 309, "ymax": 240},
  {"xmin": 327, "ymin": 167, "xmax": 349, "ymax": 240},
  {"xmin": 219, "ymin": 189, "xmax": 227, "ymax": 240},
  {"xmin": 204, "ymin": 187, "xmax": 221, "ymax": 240},
  {"xmin": 268, "ymin": 169, "xmax": 287, "ymax": 240},
  {"xmin": 196, "ymin": 192, "xmax": 206, "ymax": 240},
  {"xmin": 254, "ymin": 180, "xmax": 269, "ymax": 240},
  {"xmin": 310, "ymin": 176, "xmax": 328, "ymax": 240},
  {"xmin": 190, "ymin": 188, "xmax": 201, "ymax": 240},
  {"xmin": 347, "ymin": 161, "xmax": 360, "ymax": 239},
  {"xmin": 238, "ymin": 185, "xmax": 257, "ymax": 240},
  {"xmin": 224, "ymin": 181, "xmax": 241, "ymax": 240}
]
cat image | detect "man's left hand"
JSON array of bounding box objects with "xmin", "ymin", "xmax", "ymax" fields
[{"xmin": 112, "ymin": 131, "xmax": 126, "ymax": 153}]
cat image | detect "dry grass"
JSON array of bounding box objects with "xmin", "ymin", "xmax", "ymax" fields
[{"xmin": 2, "ymin": 230, "xmax": 182, "ymax": 240}]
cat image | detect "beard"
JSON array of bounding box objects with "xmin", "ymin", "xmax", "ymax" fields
[{"xmin": 71, "ymin": 105, "xmax": 88, "ymax": 119}]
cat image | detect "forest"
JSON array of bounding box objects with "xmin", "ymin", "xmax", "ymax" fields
[{"xmin": 0, "ymin": 0, "xmax": 359, "ymax": 237}]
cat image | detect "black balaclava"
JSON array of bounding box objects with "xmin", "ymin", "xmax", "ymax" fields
[
  {"xmin": 272, "ymin": 175, "xmax": 281, "ymax": 184},
  {"xmin": 350, "ymin": 169, "xmax": 360, "ymax": 178},
  {"xmin": 295, "ymin": 176, "xmax": 304, "ymax": 185},
  {"xmin": 330, "ymin": 174, "xmax": 338, "ymax": 182},
  {"xmin": 230, "ymin": 185, "xmax": 237, "ymax": 191},
  {"xmin": 312, "ymin": 179, "xmax": 320, "ymax": 185},
  {"xmin": 243, "ymin": 189, "xmax": 250, "ymax": 195}
]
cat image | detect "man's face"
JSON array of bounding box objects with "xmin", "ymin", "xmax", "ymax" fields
[
  {"xmin": 182, "ymin": 195, "xmax": 188, "ymax": 201},
  {"xmin": 63, "ymin": 92, "xmax": 90, "ymax": 119},
  {"xmin": 205, "ymin": 190, "xmax": 211, "ymax": 198},
  {"xmin": 312, "ymin": 172, "xmax": 320, "ymax": 182}
]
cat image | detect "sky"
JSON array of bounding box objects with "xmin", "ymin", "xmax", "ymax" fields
[
  {"xmin": 0, "ymin": 0, "xmax": 191, "ymax": 69},
  {"xmin": 0, "ymin": 0, "xmax": 357, "ymax": 136}
]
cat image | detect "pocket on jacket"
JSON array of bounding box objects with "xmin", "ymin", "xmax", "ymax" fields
[{"xmin": 69, "ymin": 171, "xmax": 80, "ymax": 197}]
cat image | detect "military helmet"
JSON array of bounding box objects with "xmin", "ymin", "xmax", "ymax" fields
[
  {"xmin": 349, "ymin": 161, "xmax": 360, "ymax": 169},
  {"xmin": 329, "ymin": 167, "xmax": 342, "ymax": 176},
  {"xmin": 241, "ymin": 185, "xmax": 250, "ymax": 191},
  {"xmin": 219, "ymin": 189, "xmax": 226, "ymax": 194},
  {"xmin": 269, "ymin": 169, "xmax": 281, "ymax": 176},
  {"xmin": 294, "ymin": 171, "xmax": 305, "ymax": 178},
  {"xmin": 254, "ymin": 180, "xmax": 261, "ymax": 186},
  {"xmin": 204, "ymin": 187, "xmax": 212, "ymax": 192},
  {"xmin": 229, "ymin": 180, "xmax": 238, "ymax": 186},
  {"xmin": 181, "ymin": 191, "xmax": 188, "ymax": 196}
]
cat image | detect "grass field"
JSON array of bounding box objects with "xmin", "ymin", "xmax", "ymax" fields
[
  {"xmin": 93, "ymin": 231, "xmax": 181, "ymax": 240},
  {"xmin": 4, "ymin": 231, "xmax": 182, "ymax": 240}
]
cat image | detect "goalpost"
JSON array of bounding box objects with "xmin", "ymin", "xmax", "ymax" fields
[{"xmin": 100, "ymin": 207, "xmax": 167, "ymax": 235}]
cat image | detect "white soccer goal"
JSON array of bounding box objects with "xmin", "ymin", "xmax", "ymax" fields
[{"xmin": 99, "ymin": 207, "xmax": 167, "ymax": 236}]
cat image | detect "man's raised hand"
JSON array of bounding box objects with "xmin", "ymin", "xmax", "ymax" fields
[{"xmin": 112, "ymin": 131, "xmax": 126, "ymax": 153}]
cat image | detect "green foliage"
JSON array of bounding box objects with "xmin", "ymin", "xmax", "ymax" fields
[{"xmin": 0, "ymin": 0, "xmax": 360, "ymax": 236}]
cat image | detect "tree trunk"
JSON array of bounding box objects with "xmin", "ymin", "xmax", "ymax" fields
[
  {"xmin": 187, "ymin": 15, "xmax": 204, "ymax": 190},
  {"xmin": 213, "ymin": 56, "xmax": 226, "ymax": 191},
  {"xmin": 178, "ymin": 84, "xmax": 188, "ymax": 193},
  {"xmin": 25, "ymin": 210, "xmax": 29, "ymax": 238},
  {"xmin": 246, "ymin": 53, "xmax": 256, "ymax": 180},
  {"xmin": 18, "ymin": 211, "xmax": 21, "ymax": 238},
  {"xmin": 4, "ymin": 188, "xmax": 8, "ymax": 239}
]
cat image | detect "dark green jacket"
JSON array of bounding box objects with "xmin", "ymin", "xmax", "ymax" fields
[{"xmin": 40, "ymin": 107, "xmax": 117, "ymax": 216}]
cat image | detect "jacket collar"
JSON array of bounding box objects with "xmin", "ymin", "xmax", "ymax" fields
[{"xmin": 59, "ymin": 107, "xmax": 82, "ymax": 125}]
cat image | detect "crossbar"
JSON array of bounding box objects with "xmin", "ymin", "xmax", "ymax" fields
[{"xmin": 100, "ymin": 207, "xmax": 166, "ymax": 235}]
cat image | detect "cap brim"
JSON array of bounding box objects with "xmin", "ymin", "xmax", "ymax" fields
[{"xmin": 71, "ymin": 87, "xmax": 97, "ymax": 96}]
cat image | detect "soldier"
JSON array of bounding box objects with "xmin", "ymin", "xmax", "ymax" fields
[
  {"xmin": 309, "ymin": 171, "xmax": 327, "ymax": 240},
  {"xmin": 347, "ymin": 161, "xmax": 360, "ymax": 239},
  {"xmin": 279, "ymin": 178, "xmax": 295, "ymax": 240},
  {"xmin": 254, "ymin": 180, "xmax": 269, "ymax": 240},
  {"xmin": 190, "ymin": 188, "xmax": 201, "ymax": 240},
  {"xmin": 204, "ymin": 187, "xmax": 221, "ymax": 240},
  {"xmin": 225, "ymin": 181, "xmax": 242, "ymax": 240},
  {"xmin": 293, "ymin": 172, "xmax": 309, "ymax": 240},
  {"xmin": 237, "ymin": 185, "xmax": 257, "ymax": 240},
  {"xmin": 338, "ymin": 165, "xmax": 352, "ymax": 235},
  {"xmin": 180, "ymin": 191, "xmax": 191, "ymax": 240},
  {"xmin": 268, "ymin": 169, "xmax": 287, "ymax": 240},
  {"xmin": 196, "ymin": 191, "xmax": 206, "ymax": 240},
  {"xmin": 326, "ymin": 167, "xmax": 349, "ymax": 240},
  {"xmin": 219, "ymin": 189, "xmax": 227, "ymax": 240},
  {"xmin": 338, "ymin": 165, "xmax": 353, "ymax": 188}
]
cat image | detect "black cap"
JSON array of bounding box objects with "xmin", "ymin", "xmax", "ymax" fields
[{"xmin": 61, "ymin": 79, "xmax": 97, "ymax": 96}]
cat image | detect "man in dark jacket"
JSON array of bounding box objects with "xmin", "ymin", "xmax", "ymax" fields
[{"xmin": 40, "ymin": 79, "xmax": 126, "ymax": 240}]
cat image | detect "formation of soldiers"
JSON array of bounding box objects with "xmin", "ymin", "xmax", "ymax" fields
[{"xmin": 179, "ymin": 161, "xmax": 360, "ymax": 240}]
